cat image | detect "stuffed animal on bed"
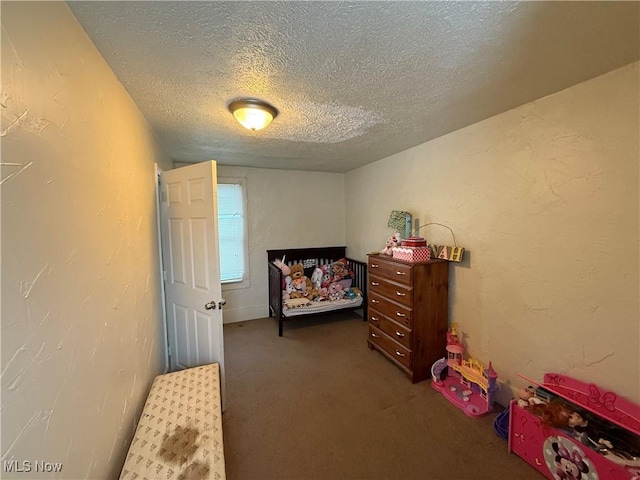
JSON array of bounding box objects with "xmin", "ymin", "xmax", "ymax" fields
[
  {"xmin": 328, "ymin": 282, "xmax": 345, "ymax": 301},
  {"xmin": 283, "ymin": 276, "xmax": 295, "ymax": 300},
  {"xmin": 381, "ymin": 233, "xmax": 400, "ymax": 255},
  {"xmin": 310, "ymin": 267, "xmax": 324, "ymax": 291},
  {"xmin": 273, "ymin": 257, "xmax": 291, "ymax": 276},
  {"xmin": 288, "ymin": 263, "xmax": 318, "ymax": 300},
  {"xmin": 331, "ymin": 260, "xmax": 350, "ymax": 281},
  {"xmin": 345, "ymin": 287, "xmax": 361, "ymax": 299}
]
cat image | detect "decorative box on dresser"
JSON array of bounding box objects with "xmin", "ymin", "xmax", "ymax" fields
[{"xmin": 366, "ymin": 254, "xmax": 449, "ymax": 383}]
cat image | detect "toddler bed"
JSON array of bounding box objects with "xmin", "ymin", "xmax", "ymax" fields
[{"xmin": 267, "ymin": 246, "xmax": 367, "ymax": 336}]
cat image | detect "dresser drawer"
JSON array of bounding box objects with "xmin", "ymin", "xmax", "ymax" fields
[
  {"xmin": 369, "ymin": 274, "xmax": 412, "ymax": 308},
  {"xmin": 368, "ymin": 256, "xmax": 412, "ymax": 287},
  {"xmin": 368, "ymin": 307, "xmax": 411, "ymax": 349},
  {"xmin": 368, "ymin": 324, "xmax": 412, "ymax": 370},
  {"xmin": 368, "ymin": 292, "xmax": 412, "ymax": 329}
]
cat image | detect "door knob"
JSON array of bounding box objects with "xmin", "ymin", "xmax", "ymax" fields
[
  {"xmin": 218, "ymin": 299, "xmax": 226, "ymax": 309},
  {"xmin": 204, "ymin": 301, "xmax": 216, "ymax": 310}
]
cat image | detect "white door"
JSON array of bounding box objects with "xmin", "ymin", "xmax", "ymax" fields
[{"xmin": 159, "ymin": 161, "xmax": 225, "ymax": 389}]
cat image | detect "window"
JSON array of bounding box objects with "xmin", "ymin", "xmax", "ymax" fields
[{"xmin": 217, "ymin": 178, "xmax": 249, "ymax": 287}]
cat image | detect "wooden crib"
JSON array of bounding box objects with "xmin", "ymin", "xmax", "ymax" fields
[{"xmin": 267, "ymin": 246, "xmax": 367, "ymax": 336}]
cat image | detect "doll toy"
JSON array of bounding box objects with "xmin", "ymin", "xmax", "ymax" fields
[
  {"xmin": 327, "ymin": 282, "xmax": 345, "ymax": 301},
  {"xmin": 517, "ymin": 385, "xmax": 546, "ymax": 408},
  {"xmin": 527, "ymin": 401, "xmax": 640, "ymax": 467},
  {"xmin": 527, "ymin": 400, "xmax": 575, "ymax": 429}
]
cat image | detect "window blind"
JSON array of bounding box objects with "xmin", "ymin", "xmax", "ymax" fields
[{"xmin": 217, "ymin": 183, "xmax": 245, "ymax": 283}]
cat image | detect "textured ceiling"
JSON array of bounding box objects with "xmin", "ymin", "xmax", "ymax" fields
[{"xmin": 68, "ymin": 1, "xmax": 639, "ymax": 173}]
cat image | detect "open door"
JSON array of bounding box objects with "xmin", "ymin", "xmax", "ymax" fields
[{"xmin": 159, "ymin": 161, "xmax": 225, "ymax": 394}]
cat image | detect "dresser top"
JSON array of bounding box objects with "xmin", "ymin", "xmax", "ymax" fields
[{"xmin": 368, "ymin": 253, "xmax": 447, "ymax": 266}]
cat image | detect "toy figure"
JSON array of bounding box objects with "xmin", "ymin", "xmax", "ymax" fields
[
  {"xmin": 310, "ymin": 267, "xmax": 323, "ymax": 291},
  {"xmin": 283, "ymin": 276, "xmax": 295, "ymax": 300},
  {"xmin": 381, "ymin": 233, "xmax": 400, "ymax": 255},
  {"xmin": 288, "ymin": 263, "xmax": 318, "ymax": 300},
  {"xmin": 327, "ymin": 282, "xmax": 345, "ymax": 301},
  {"xmin": 273, "ymin": 256, "xmax": 290, "ymax": 276},
  {"xmin": 527, "ymin": 401, "xmax": 640, "ymax": 467},
  {"xmin": 330, "ymin": 260, "xmax": 350, "ymax": 280},
  {"xmin": 517, "ymin": 385, "xmax": 546, "ymax": 408},
  {"xmin": 447, "ymin": 323, "xmax": 461, "ymax": 346}
]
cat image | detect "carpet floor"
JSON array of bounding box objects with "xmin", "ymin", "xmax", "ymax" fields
[{"xmin": 221, "ymin": 312, "xmax": 541, "ymax": 480}]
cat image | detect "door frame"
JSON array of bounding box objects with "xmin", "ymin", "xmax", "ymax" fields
[{"xmin": 154, "ymin": 163, "xmax": 170, "ymax": 372}]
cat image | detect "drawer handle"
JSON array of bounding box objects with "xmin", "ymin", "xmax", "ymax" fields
[
  {"xmin": 372, "ymin": 299, "xmax": 379, "ymax": 304},
  {"xmin": 371, "ymin": 264, "xmax": 379, "ymax": 268},
  {"xmin": 395, "ymin": 291, "xmax": 406, "ymax": 297},
  {"xmin": 396, "ymin": 312, "xmax": 406, "ymax": 318},
  {"xmin": 371, "ymin": 332, "xmax": 379, "ymax": 338},
  {"xmin": 395, "ymin": 350, "xmax": 406, "ymax": 357},
  {"xmin": 371, "ymin": 282, "xmax": 380, "ymax": 286},
  {"xmin": 535, "ymin": 459, "xmax": 542, "ymax": 466},
  {"xmin": 370, "ymin": 316, "xmax": 379, "ymax": 323},
  {"xmin": 395, "ymin": 330, "xmax": 405, "ymax": 338},
  {"xmin": 395, "ymin": 271, "xmax": 406, "ymax": 276}
]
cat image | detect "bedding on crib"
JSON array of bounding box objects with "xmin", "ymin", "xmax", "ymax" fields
[
  {"xmin": 280, "ymin": 258, "xmax": 364, "ymax": 317},
  {"xmin": 267, "ymin": 246, "xmax": 367, "ymax": 336}
]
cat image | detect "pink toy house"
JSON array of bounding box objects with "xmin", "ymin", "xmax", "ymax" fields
[{"xmin": 432, "ymin": 323, "xmax": 499, "ymax": 417}]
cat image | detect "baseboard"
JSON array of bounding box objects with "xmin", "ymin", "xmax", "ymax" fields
[{"xmin": 223, "ymin": 305, "xmax": 268, "ymax": 324}]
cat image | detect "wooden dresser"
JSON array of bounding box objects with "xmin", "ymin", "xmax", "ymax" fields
[{"xmin": 366, "ymin": 254, "xmax": 449, "ymax": 383}]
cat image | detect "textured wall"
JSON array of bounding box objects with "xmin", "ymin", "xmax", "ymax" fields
[
  {"xmin": 1, "ymin": 3, "xmax": 172, "ymax": 478},
  {"xmin": 215, "ymin": 165, "xmax": 346, "ymax": 323},
  {"xmin": 345, "ymin": 63, "xmax": 639, "ymax": 405}
]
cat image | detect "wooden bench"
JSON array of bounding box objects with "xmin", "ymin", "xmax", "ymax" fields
[{"xmin": 120, "ymin": 363, "xmax": 226, "ymax": 479}]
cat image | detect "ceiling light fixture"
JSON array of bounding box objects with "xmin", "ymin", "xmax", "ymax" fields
[{"xmin": 228, "ymin": 99, "xmax": 278, "ymax": 131}]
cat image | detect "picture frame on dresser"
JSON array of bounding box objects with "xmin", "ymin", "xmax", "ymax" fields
[{"xmin": 508, "ymin": 372, "xmax": 640, "ymax": 480}]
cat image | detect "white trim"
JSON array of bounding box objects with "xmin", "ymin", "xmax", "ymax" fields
[{"xmin": 154, "ymin": 164, "xmax": 170, "ymax": 373}]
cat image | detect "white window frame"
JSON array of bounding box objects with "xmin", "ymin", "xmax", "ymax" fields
[{"xmin": 217, "ymin": 177, "xmax": 250, "ymax": 290}]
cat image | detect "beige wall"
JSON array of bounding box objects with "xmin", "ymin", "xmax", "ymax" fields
[
  {"xmin": 1, "ymin": 3, "xmax": 172, "ymax": 478},
  {"xmin": 346, "ymin": 62, "xmax": 639, "ymax": 405},
  {"xmin": 216, "ymin": 165, "xmax": 346, "ymax": 323}
]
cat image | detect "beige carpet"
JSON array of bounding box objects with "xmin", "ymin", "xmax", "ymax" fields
[{"xmin": 221, "ymin": 312, "xmax": 542, "ymax": 480}]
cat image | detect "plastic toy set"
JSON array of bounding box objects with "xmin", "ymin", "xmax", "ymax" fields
[
  {"xmin": 431, "ymin": 323, "xmax": 499, "ymax": 417},
  {"xmin": 430, "ymin": 323, "xmax": 640, "ymax": 478}
]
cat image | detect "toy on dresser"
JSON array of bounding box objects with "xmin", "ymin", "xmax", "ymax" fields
[
  {"xmin": 509, "ymin": 373, "xmax": 640, "ymax": 480},
  {"xmin": 380, "ymin": 233, "xmax": 400, "ymax": 255}
]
